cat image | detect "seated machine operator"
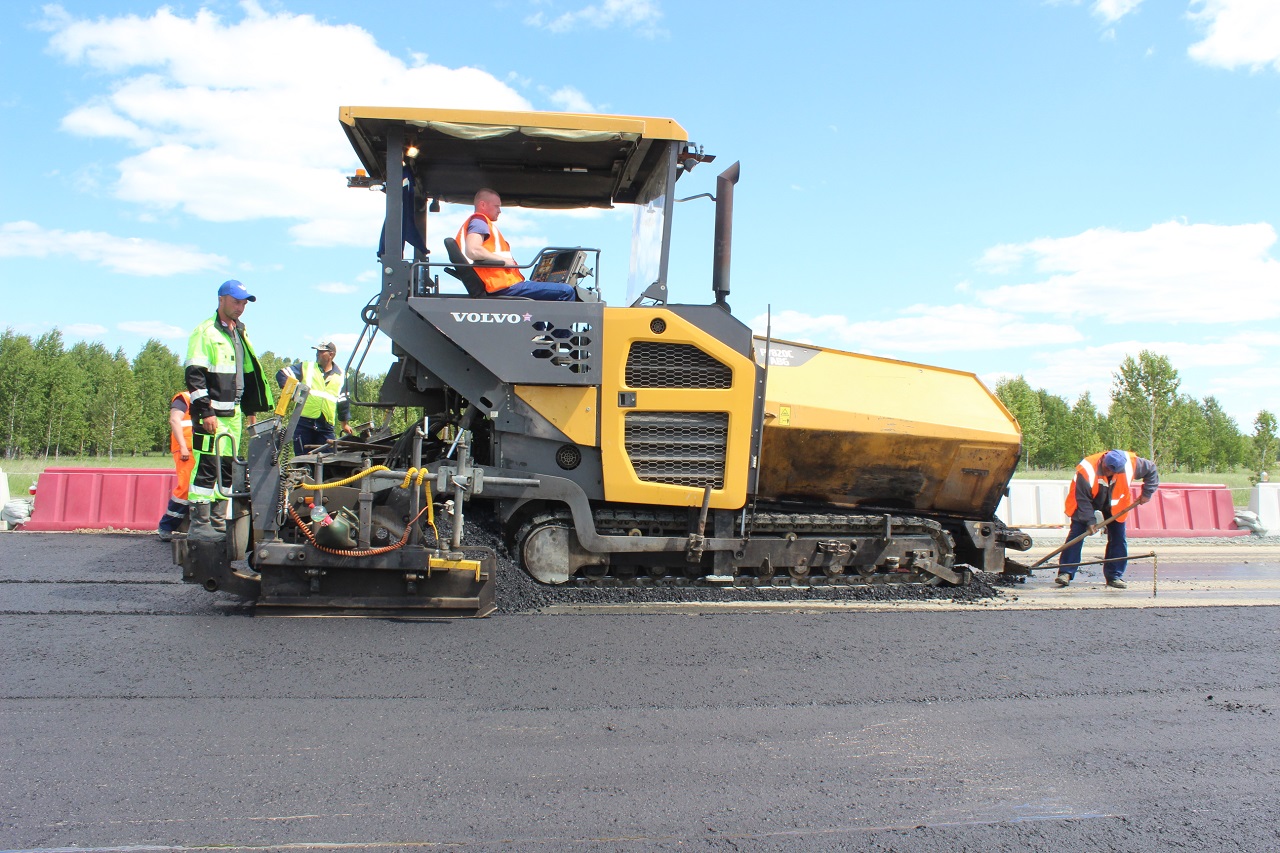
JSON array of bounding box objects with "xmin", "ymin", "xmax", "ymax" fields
[{"xmin": 456, "ymin": 188, "xmax": 577, "ymax": 301}]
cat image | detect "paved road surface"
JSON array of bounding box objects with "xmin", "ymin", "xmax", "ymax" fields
[{"xmin": 2, "ymin": 533, "xmax": 1278, "ymax": 851}]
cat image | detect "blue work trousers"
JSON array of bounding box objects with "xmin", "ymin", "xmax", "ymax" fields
[
  {"xmin": 293, "ymin": 416, "xmax": 336, "ymax": 456},
  {"xmin": 501, "ymin": 279, "xmax": 577, "ymax": 301},
  {"xmin": 1058, "ymin": 518, "xmax": 1128, "ymax": 581}
]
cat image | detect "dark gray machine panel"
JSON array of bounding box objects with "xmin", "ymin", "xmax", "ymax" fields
[{"xmin": 408, "ymin": 296, "xmax": 604, "ymax": 386}]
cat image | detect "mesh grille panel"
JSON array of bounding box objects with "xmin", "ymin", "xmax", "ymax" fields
[
  {"xmin": 625, "ymin": 342, "xmax": 732, "ymax": 389},
  {"xmin": 625, "ymin": 412, "xmax": 728, "ymax": 489}
]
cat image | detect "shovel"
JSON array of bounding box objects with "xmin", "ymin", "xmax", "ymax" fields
[{"xmin": 1030, "ymin": 498, "xmax": 1142, "ymax": 570}]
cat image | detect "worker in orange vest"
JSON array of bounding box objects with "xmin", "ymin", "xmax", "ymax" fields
[
  {"xmin": 156, "ymin": 390, "xmax": 195, "ymax": 542},
  {"xmin": 1056, "ymin": 449, "xmax": 1159, "ymax": 589},
  {"xmin": 456, "ymin": 188, "xmax": 577, "ymax": 301}
]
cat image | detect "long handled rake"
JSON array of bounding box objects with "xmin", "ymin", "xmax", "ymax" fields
[{"xmin": 1030, "ymin": 497, "xmax": 1142, "ymax": 570}]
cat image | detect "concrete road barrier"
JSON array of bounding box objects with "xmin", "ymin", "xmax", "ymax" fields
[
  {"xmin": 23, "ymin": 467, "xmax": 177, "ymax": 532},
  {"xmin": 1249, "ymin": 483, "xmax": 1280, "ymax": 533},
  {"xmin": 997, "ymin": 480, "xmax": 1070, "ymax": 528}
]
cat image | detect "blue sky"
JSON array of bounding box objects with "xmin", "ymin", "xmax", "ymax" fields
[{"xmin": 2, "ymin": 0, "xmax": 1278, "ymax": 429}]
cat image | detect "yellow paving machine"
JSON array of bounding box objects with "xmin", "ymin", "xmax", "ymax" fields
[{"xmin": 176, "ymin": 106, "xmax": 1030, "ymax": 616}]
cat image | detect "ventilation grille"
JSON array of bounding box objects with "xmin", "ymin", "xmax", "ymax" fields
[
  {"xmin": 625, "ymin": 342, "xmax": 732, "ymax": 388},
  {"xmin": 532, "ymin": 320, "xmax": 593, "ymax": 374},
  {"xmin": 624, "ymin": 412, "xmax": 728, "ymax": 489}
]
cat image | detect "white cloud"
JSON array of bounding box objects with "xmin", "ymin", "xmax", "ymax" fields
[
  {"xmin": 749, "ymin": 305, "xmax": 1082, "ymax": 356},
  {"xmin": 329, "ymin": 331, "xmax": 391, "ymax": 362},
  {"xmin": 42, "ymin": 2, "xmax": 532, "ymax": 247},
  {"xmin": 1206, "ymin": 363, "xmax": 1280, "ymax": 414},
  {"xmin": 976, "ymin": 220, "xmax": 1280, "ymax": 323},
  {"xmin": 997, "ymin": 336, "xmax": 1271, "ymax": 418},
  {"xmin": 1093, "ymin": 0, "xmax": 1143, "ymax": 25},
  {"xmin": 976, "ymin": 242, "xmax": 1025, "ymax": 274},
  {"xmin": 743, "ymin": 217, "xmax": 1280, "ymax": 427},
  {"xmin": 61, "ymin": 102, "xmax": 154, "ymax": 146},
  {"xmin": 65, "ymin": 323, "xmax": 108, "ymax": 337},
  {"xmin": 1242, "ymin": 331, "xmax": 1280, "ymax": 347},
  {"xmin": 1045, "ymin": 0, "xmax": 1142, "ymax": 27},
  {"xmin": 316, "ymin": 282, "xmax": 359, "ymax": 295},
  {"xmin": 0, "ymin": 220, "xmax": 227, "ymax": 276},
  {"xmin": 118, "ymin": 320, "xmax": 186, "ymax": 338},
  {"xmin": 526, "ymin": 0, "xmax": 665, "ymax": 36},
  {"xmin": 290, "ymin": 197, "xmax": 386, "ymax": 247},
  {"xmin": 1188, "ymin": 0, "xmax": 1280, "ymax": 71},
  {"xmin": 548, "ymin": 85, "xmax": 595, "ymax": 113}
]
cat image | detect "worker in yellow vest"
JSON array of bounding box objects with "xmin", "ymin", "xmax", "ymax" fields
[
  {"xmin": 277, "ymin": 341, "xmax": 352, "ymax": 455},
  {"xmin": 185, "ymin": 280, "xmax": 273, "ymax": 542}
]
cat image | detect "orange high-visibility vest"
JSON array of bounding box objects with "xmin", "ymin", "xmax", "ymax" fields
[
  {"xmin": 1064, "ymin": 450, "xmax": 1139, "ymax": 522},
  {"xmin": 456, "ymin": 213, "xmax": 524, "ymax": 293},
  {"xmin": 170, "ymin": 391, "xmax": 195, "ymax": 503}
]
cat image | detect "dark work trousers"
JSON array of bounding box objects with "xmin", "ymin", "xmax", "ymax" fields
[
  {"xmin": 1057, "ymin": 518, "xmax": 1128, "ymax": 581},
  {"xmin": 293, "ymin": 416, "xmax": 336, "ymax": 456}
]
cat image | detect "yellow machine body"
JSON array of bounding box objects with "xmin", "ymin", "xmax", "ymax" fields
[
  {"xmin": 597, "ymin": 307, "xmax": 758, "ymax": 510},
  {"xmin": 754, "ymin": 338, "xmax": 1021, "ymax": 517}
]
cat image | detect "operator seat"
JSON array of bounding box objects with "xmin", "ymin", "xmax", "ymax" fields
[{"xmin": 443, "ymin": 237, "xmax": 492, "ymax": 298}]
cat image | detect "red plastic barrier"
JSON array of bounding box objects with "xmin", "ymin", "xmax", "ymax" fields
[
  {"xmin": 23, "ymin": 467, "xmax": 177, "ymax": 532},
  {"xmin": 1127, "ymin": 483, "xmax": 1247, "ymax": 538}
]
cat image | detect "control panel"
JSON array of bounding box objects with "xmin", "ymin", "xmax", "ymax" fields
[{"xmin": 529, "ymin": 248, "xmax": 592, "ymax": 287}]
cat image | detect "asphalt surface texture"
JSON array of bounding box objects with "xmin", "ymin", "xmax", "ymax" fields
[{"xmin": 1, "ymin": 529, "xmax": 1278, "ymax": 852}]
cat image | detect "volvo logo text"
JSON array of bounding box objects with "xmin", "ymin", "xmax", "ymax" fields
[{"xmin": 450, "ymin": 312, "xmax": 525, "ymax": 324}]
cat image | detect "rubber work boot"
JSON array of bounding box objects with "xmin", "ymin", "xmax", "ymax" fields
[
  {"xmin": 188, "ymin": 502, "xmax": 225, "ymax": 542},
  {"xmin": 1055, "ymin": 573, "xmax": 1071, "ymax": 587},
  {"xmin": 156, "ymin": 528, "xmax": 173, "ymax": 542},
  {"xmin": 210, "ymin": 501, "xmax": 228, "ymax": 535},
  {"xmin": 1106, "ymin": 578, "xmax": 1128, "ymax": 589}
]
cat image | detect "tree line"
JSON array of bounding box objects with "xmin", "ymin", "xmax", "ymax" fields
[
  {"xmin": 0, "ymin": 328, "xmax": 402, "ymax": 460},
  {"xmin": 995, "ymin": 350, "xmax": 1277, "ymax": 476},
  {"xmin": 3, "ymin": 331, "xmax": 1277, "ymax": 476}
]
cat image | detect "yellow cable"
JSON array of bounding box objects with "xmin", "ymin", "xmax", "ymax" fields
[
  {"xmin": 293, "ymin": 463, "xmax": 442, "ymax": 545},
  {"xmin": 296, "ymin": 464, "xmax": 391, "ymax": 489}
]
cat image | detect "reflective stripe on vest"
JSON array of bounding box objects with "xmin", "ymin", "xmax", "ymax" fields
[
  {"xmin": 298, "ymin": 361, "xmax": 342, "ymax": 424},
  {"xmin": 1064, "ymin": 450, "xmax": 1139, "ymax": 522},
  {"xmin": 456, "ymin": 213, "xmax": 524, "ymax": 293},
  {"xmin": 184, "ymin": 314, "xmax": 270, "ymax": 418}
]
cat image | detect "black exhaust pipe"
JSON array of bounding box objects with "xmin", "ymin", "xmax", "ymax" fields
[{"xmin": 712, "ymin": 161, "xmax": 740, "ymax": 308}]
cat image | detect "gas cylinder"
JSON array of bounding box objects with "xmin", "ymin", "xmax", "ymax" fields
[{"xmin": 316, "ymin": 506, "xmax": 358, "ymax": 549}]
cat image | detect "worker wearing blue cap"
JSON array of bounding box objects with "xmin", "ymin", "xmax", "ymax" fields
[
  {"xmin": 1056, "ymin": 449, "xmax": 1160, "ymax": 589},
  {"xmin": 182, "ymin": 280, "xmax": 273, "ymax": 541}
]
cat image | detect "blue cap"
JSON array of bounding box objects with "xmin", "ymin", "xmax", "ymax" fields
[
  {"xmin": 217, "ymin": 279, "xmax": 256, "ymax": 302},
  {"xmin": 1103, "ymin": 450, "xmax": 1127, "ymax": 471}
]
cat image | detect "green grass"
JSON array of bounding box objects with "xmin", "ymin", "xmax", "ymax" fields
[
  {"xmin": 1, "ymin": 454, "xmax": 174, "ymax": 497},
  {"xmin": 1014, "ymin": 467, "xmax": 1257, "ymax": 507}
]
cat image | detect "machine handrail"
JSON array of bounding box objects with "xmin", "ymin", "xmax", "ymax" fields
[{"xmin": 410, "ymin": 246, "xmax": 601, "ymax": 296}]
